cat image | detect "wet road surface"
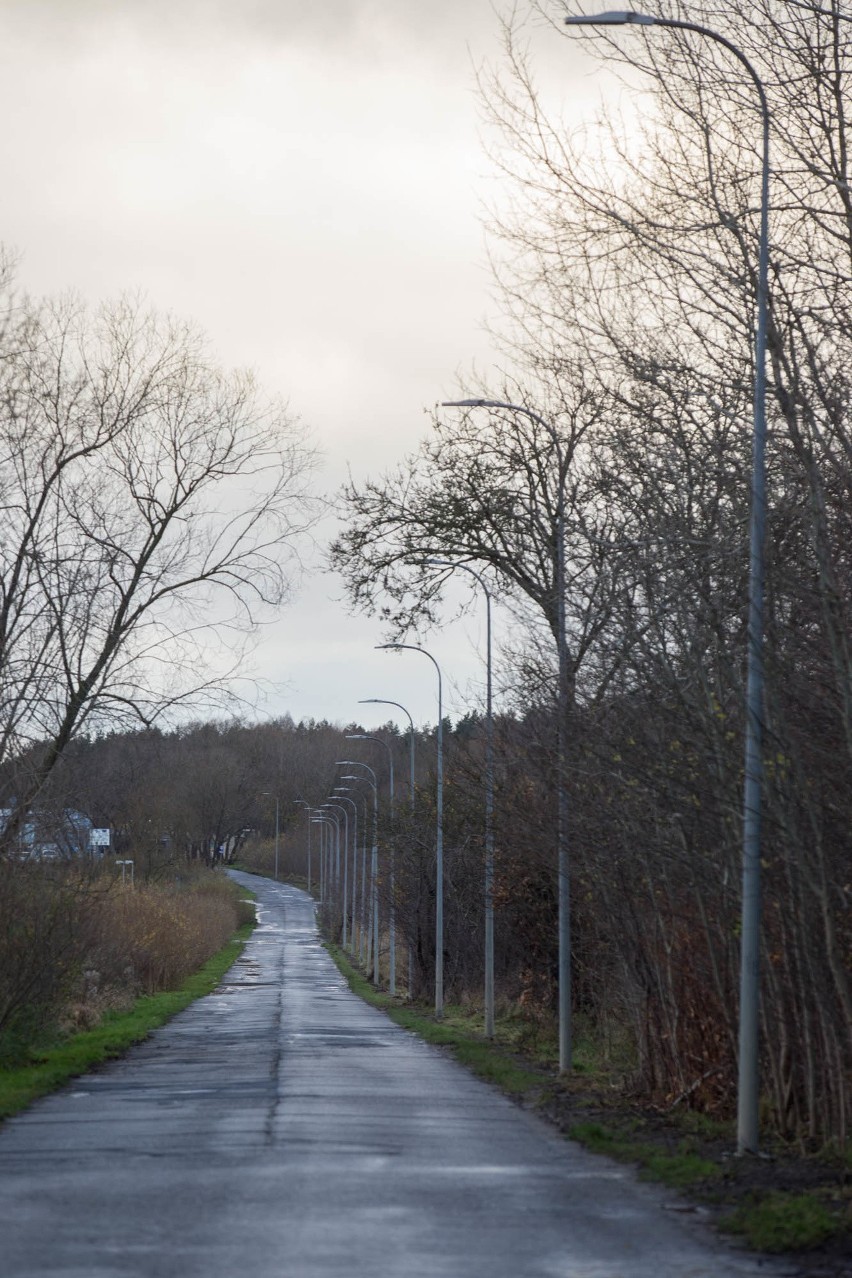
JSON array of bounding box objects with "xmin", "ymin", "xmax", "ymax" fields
[{"xmin": 0, "ymin": 873, "xmax": 789, "ymax": 1277}]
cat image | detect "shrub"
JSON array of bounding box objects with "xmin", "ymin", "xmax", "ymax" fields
[{"xmin": 0, "ymin": 861, "xmax": 243, "ymax": 1064}]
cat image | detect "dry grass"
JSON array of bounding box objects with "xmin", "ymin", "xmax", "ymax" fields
[{"xmin": 0, "ymin": 861, "xmax": 248, "ymax": 1064}]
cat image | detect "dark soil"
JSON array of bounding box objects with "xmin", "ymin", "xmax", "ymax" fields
[{"xmin": 533, "ymin": 1077, "xmax": 851, "ymax": 1278}]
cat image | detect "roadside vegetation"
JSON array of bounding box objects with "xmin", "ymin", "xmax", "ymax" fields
[
  {"xmin": 0, "ymin": 861, "xmax": 255, "ymax": 1118},
  {"xmin": 326, "ymin": 939, "xmax": 851, "ymax": 1269}
]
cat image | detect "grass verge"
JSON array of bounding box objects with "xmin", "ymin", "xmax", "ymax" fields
[
  {"xmin": 721, "ymin": 1191, "xmax": 840, "ymax": 1252},
  {"xmin": 325, "ymin": 942, "xmax": 851, "ymax": 1266},
  {"xmin": 568, "ymin": 1120, "xmax": 721, "ymax": 1189},
  {"xmin": 0, "ymin": 915, "xmax": 255, "ymax": 1124}
]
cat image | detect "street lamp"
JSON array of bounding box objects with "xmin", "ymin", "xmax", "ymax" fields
[
  {"xmin": 347, "ymin": 733, "xmax": 397, "ymax": 995},
  {"xmin": 311, "ymin": 815, "xmax": 334, "ymax": 903},
  {"xmin": 336, "ymin": 785, "xmax": 367, "ymax": 956},
  {"xmin": 425, "ymin": 557, "xmax": 496, "ymax": 1039},
  {"xmin": 359, "ymin": 699, "xmax": 416, "ymax": 809},
  {"xmin": 323, "ymin": 801, "xmax": 350, "ymax": 944},
  {"xmin": 332, "ymin": 791, "xmax": 359, "ymax": 950},
  {"xmin": 319, "ymin": 806, "xmax": 339, "ymax": 890},
  {"xmin": 293, "ymin": 800, "xmax": 313, "ymax": 895},
  {"xmin": 377, "ymin": 642, "xmax": 445, "ymax": 1018},
  {"xmin": 318, "ymin": 806, "xmax": 342, "ymax": 901},
  {"xmin": 564, "ymin": 6, "xmax": 770, "ymax": 1155},
  {"xmin": 359, "ymin": 697, "xmax": 417, "ymax": 998},
  {"xmin": 337, "ymin": 760, "xmax": 380, "ymax": 985},
  {"xmin": 442, "ymin": 399, "xmax": 570, "ymax": 1068}
]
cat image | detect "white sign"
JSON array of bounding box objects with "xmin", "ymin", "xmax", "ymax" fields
[{"xmin": 91, "ymin": 828, "xmax": 111, "ymax": 847}]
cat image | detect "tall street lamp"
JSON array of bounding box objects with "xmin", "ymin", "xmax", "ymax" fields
[
  {"xmin": 336, "ymin": 785, "xmax": 367, "ymax": 955},
  {"xmin": 293, "ymin": 800, "xmax": 313, "ymax": 895},
  {"xmin": 319, "ymin": 806, "xmax": 342, "ymax": 901},
  {"xmin": 311, "ymin": 814, "xmax": 334, "ymax": 903},
  {"xmin": 332, "ymin": 791, "xmax": 358, "ymax": 951},
  {"xmin": 425, "ymin": 557, "xmax": 496, "ymax": 1039},
  {"xmin": 564, "ymin": 7, "xmax": 770, "ymax": 1156},
  {"xmin": 360, "ymin": 697, "xmax": 418, "ymax": 997},
  {"xmin": 442, "ymin": 399, "xmax": 571, "ymax": 1069},
  {"xmin": 338, "ymin": 760, "xmax": 380, "ymax": 985},
  {"xmin": 347, "ymin": 733, "xmax": 397, "ymax": 995},
  {"xmin": 323, "ymin": 801, "xmax": 350, "ymax": 944},
  {"xmin": 377, "ymin": 642, "xmax": 445, "ymax": 1018}
]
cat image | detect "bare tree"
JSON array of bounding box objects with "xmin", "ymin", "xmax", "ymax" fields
[{"xmin": 0, "ymin": 284, "xmax": 317, "ymax": 851}]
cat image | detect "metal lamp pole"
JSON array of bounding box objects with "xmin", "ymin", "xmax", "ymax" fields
[
  {"xmin": 294, "ymin": 800, "xmax": 313, "ymax": 894},
  {"xmin": 377, "ymin": 643, "xmax": 445, "ymax": 1018},
  {"xmin": 359, "ymin": 698, "xmax": 417, "ymax": 997},
  {"xmin": 323, "ymin": 802, "xmax": 350, "ymax": 943},
  {"xmin": 335, "ymin": 785, "xmax": 365, "ymax": 954},
  {"xmin": 442, "ymin": 399, "xmax": 569, "ymax": 1067},
  {"xmin": 332, "ymin": 791, "xmax": 359, "ymax": 950},
  {"xmin": 426, "ymin": 557, "xmax": 496, "ymax": 1038},
  {"xmin": 311, "ymin": 816, "xmax": 331, "ymax": 903},
  {"xmin": 347, "ymin": 733, "xmax": 397, "ymax": 994},
  {"xmin": 359, "ymin": 699, "xmax": 416, "ymax": 809},
  {"xmin": 337, "ymin": 761, "xmax": 380, "ymax": 985},
  {"xmin": 320, "ymin": 805, "xmax": 342, "ymax": 892},
  {"xmin": 564, "ymin": 7, "xmax": 770, "ymax": 1156},
  {"xmin": 319, "ymin": 807, "xmax": 342, "ymax": 906}
]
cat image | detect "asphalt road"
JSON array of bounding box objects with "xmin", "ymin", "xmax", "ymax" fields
[{"xmin": 0, "ymin": 872, "xmax": 790, "ymax": 1277}]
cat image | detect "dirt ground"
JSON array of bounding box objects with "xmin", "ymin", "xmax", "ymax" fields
[{"xmin": 535, "ymin": 1082, "xmax": 851, "ymax": 1278}]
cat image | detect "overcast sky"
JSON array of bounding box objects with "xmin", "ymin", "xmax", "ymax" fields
[{"xmin": 0, "ymin": 0, "xmax": 610, "ymax": 731}]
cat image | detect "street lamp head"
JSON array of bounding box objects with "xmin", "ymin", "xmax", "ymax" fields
[
  {"xmin": 440, "ymin": 398, "xmax": 487, "ymax": 408},
  {"xmin": 375, "ymin": 643, "xmax": 402, "ymax": 651},
  {"xmin": 564, "ymin": 10, "xmax": 654, "ymax": 25},
  {"xmin": 345, "ymin": 734, "xmax": 369, "ymax": 740}
]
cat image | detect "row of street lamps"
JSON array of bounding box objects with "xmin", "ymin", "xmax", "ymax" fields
[
  {"xmin": 288, "ymin": 9, "xmax": 769, "ymax": 1159},
  {"xmin": 565, "ymin": 5, "xmax": 770, "ymax": 1162}
]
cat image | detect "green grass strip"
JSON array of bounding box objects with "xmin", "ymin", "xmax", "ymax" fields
[
  {"xmin": 326, "ymin": 942, "xmax": 543, "ymax": 1096},
  {"xmin": 721, "ymin": 1191, "xmax": 839, "ymax": 1252},
  {"xmin": 568, "ymin": 1121, "xmax": 721, "ymax": 1189},
  {"xmin": 0, "ymin": 919, "xmax": 255, "ymax": 1123}
]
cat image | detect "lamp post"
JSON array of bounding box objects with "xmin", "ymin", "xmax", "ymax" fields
[
  {"xmin": 319, "ymin": 807, "xmax": 342, "ymax": 907},
  {"xmin": 311, "ymin": 816, "xmax": 332, "ymax": 903},
  {"xmin": 337, "ymin": 760, "xmax": 380, "ymax": 986},
  {"xmin": 425, "ymin": 557, "xmax": 496, "ymax": 1039},
  {"xmin": 377, "ymin": 642, "xmax": 445, "ymax": 1018},
  {"xmin": 332, "ymin": 791, "xmax": 358, "ymax": 950},
  {"xmin": 564, "ymin": 7, "xmax": 770, "ymax": 1156},
  {"xmin": 323, "ymin": 801, "xmax": 350, "ymax": 944},
  {"xmin": 334, "ymin": 784, "xmax": 365, "ymax": 954},
  {"xmin": 294, "ymin": 800, "xmax": 313, "ymax": 895},
  {"xmin": 347, "ymin": 733, "xmax": 397, "ymax": 995},
  {"xmin": 359, "ymin": 698, "xmax": 417, "ymax": 998},
  {"xmin": 442, "ymin": 399, "xmax": 570, "ymax": 1067},
  {"xmin": 340, "ymin": 776, "xmax": 372, "ymax": 966},
  {"xmin": 320, "ymin": 805, "xmax": 341, "ymax": 892}
]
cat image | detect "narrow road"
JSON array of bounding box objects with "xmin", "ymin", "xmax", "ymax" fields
[{"xmin": 0, "ymin": 873, "xmax": 787, "ymax": 1277}]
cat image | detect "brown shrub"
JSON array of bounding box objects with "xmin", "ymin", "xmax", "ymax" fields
[{"xmin": 0, "ymin": 862, "xmax": 243, "ymax": 1063}]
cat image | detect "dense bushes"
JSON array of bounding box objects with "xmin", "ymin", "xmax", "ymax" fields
[{"xmin": 0, "ymin": 861, "xmax": 247, "ymax": 1066}]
